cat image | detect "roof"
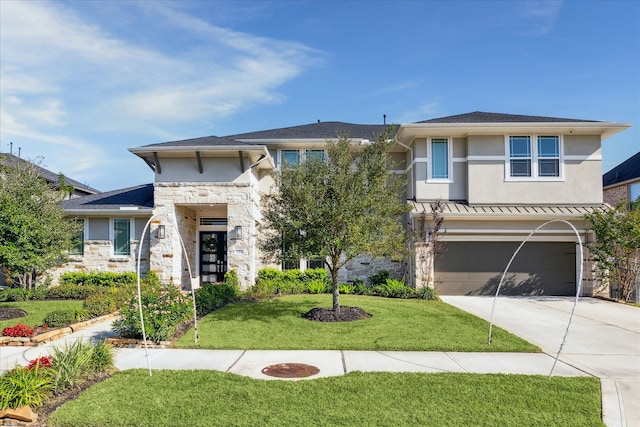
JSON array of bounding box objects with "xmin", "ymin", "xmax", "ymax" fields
[
  {"xmin": 603, "ymin": 151, "xmax": 640, "ymax": 187},
  {"xmin": 137, "ymin": 135, "xmax": 255, "ymax": 149},
  {"xmin": 416, "ymin": 111, "xmax": 600, "ymax": 124},
  {"xmin": 60, "ymin": 183, "xmax": 154, "ymax": 213},
  {"xmin": 225, "ymin": 121, "xmax": 390, "ymax": 141},
  {"xmin": 0, "ymin": 153, "xmax": 100, "ymax": 195},
  {"xmin": 410, "ymin": 201, "xmax": 601, "ymax": 218}
]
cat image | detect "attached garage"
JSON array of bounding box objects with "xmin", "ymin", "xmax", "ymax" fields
[{"xmin": 434, "ymin": 242, "xmax": 577, "ymax": 296}]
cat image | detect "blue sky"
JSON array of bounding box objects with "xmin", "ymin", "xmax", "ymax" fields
[{"xmin": 1, "ymin": 0, "xmax": 638, "ymax": 192}]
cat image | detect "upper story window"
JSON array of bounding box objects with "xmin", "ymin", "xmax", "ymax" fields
[
  {"xmin": 507, "ymin": 135, "xmax": 562, "ymax": 180},
  {"xmin": 113, "ymin": 218, "xmax": 131, "ymax": 256},
  {"xmin": 279, "ymin": 149, "xmax": 325, "ymax": 167},
  {"xmin": 428, "ymin": 137, "xmax": 452, "ymax": 181}
]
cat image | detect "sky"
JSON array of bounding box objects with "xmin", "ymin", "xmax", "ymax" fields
[{"xmin": 1, "ymin": 0, "xmax": 638, "ymax": 192}]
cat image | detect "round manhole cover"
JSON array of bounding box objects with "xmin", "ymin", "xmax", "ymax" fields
[{"xmin": 261, "ymin": 363, "xmax": 320, "ymax": 378}]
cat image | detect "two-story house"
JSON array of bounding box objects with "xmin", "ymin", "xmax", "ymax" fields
[
  {"xmin": 603, "ymin": 151, "xmax": 640, "ymax": 207},
  {"xmin": 56, "ymin": 112, "xmax": 630, "ymax": 297}
]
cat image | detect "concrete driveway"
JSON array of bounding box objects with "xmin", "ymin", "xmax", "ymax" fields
[{"xmin": 442, "ymin": 296, "xmax": 640, "ymax": 427}]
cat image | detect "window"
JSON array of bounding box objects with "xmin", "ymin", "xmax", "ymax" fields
[
  {"xmin": 69, "ymin": 219, "xmax": 85, "ymax": 255},
  {"xmin": 282, "ymin": 150, "xmax": 300, "ymax": 165},
  {"xmin": 630, "ymin": 182, "xmax": 640, "ymax": 205},
  {"xmin": 509, "ymin": 136, "xmax": 532, "ymax": 177},
  {"xmin": 430, "ymin": 138, "xmax": 450, "ymax": 179},
  {"xmin": 305, "ymin": 150, "xmax": 325, "ymax": 162},
  {"xmin": 507, "ymin": 135, "xmax": 562, "ymax": 179},
  {"xmin": 113, "ymin": 219, "xmax": 131, "ymax": 256},
  {"xmin": 280, "ymin": 149, "xmax": 326, "ymax": 167},
  {"xmin": 537, "ymin": 136, "xmax": 560, "ymax": 177}
]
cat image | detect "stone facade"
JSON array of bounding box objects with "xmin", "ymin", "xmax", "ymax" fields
[
  {"xmin": 338, "ymin": 255, "xmax": 407, "ymax": 285},
  {"xmin": 152, "ymin": 181, "xmax": 259, "ymax": 289},
  {"xmin": 49, "ymin": 239, "xmax": 149, "ymax": 285}
]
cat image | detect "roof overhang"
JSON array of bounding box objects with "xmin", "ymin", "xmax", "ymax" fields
[
  {"xmin": 128, "ymin": 145, "xmax": 275, "ymax": 172},
  {"xmin": 64, "ymin": 208, "xmax": 153, "ymax": 216},
  {"xmin": 396, "ymin": 122, "xmax": 631, "ymax": 145}
]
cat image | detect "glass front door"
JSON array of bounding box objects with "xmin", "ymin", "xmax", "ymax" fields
[{"xmin": 200, "ymin": 231, "xmax": 227, "ymax": 284}]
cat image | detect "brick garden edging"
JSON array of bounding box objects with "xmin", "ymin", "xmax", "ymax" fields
[{"xmin": 0, "ymin": 312, "xmax": 119, "ymax": 347}]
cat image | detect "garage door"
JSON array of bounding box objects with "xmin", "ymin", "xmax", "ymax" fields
[{"xmin": 434, "ymin": 242, "xmax": 576, "ymax": 296}]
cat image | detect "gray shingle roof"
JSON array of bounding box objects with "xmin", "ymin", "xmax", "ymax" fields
[
  {"xmin": 139, "ymin": 135, "xmax": 254, "ymax": 148},
  {"xmin": 60, "ymin": 183, "xmax": 153, "ymax": 211},
  {"xmin": 603, "ymin": 151, "xmax": 640, "ymax": 187},
  {"xmin": 416, "ymin": 111, "xmax": 600, "ymax": 124},
  {"xmin": 225, "ymin": 121, "xmax": 391, "ymax": 140},
  {"xmin": 0, "ymin": 153, "xmax": 100, "ymax": 194}
]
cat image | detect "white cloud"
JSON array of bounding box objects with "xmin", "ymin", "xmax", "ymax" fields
[
  {"xmin": 0, "ymin": 1, "xmax": 319, "ymax": 189},
  {"xmin": 521, "ymin": 1, "xmax": 563, "ymax": 35},
  {"xmin": 396, "ymin": 102, "xmax": 442, "ymax": 124}
]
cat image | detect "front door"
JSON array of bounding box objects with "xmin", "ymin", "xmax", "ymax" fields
[{"xmin": 200, "ymin": 231, "xmax": 227, "ymax": 284}]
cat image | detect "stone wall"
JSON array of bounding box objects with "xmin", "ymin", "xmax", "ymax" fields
[
  {"xmin": 48, "ymin": 239, "xmax": 149, "ymax": 285},
  {"xmin": 337, "ymin": 255, "xmax": 407, "ymax": 285}
]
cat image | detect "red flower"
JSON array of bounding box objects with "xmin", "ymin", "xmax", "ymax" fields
[
  {"xmin": 1, "ymin": 323, "xmax": 34, "ymax": 337},
  {"xmin": 27, "ymin": 355, "xmax": 53, "ymax": 370}
]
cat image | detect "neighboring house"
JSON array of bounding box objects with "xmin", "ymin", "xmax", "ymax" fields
[
  {"xmin": 603, "ymin": 151, "xmax": 640, "ymax": 207},
  {"xmin": 0, "ymin": 153, "xmax": 100, "ymax": 198},
  {"xmin": 0, "ymin": 153, "xmax": 100, "ymax": 286},
  {"xmin": 53, "ymin": 112, "xmax": 631, "ymax": 297}
]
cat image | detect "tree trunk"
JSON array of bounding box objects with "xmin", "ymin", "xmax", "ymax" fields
[{"xmin": 331, "ymin": 268, "xmax": 340, "ymax": 313}]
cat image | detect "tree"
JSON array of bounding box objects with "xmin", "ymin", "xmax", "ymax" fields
[
  {"xmin": 584, "ymin": 202, "xmax": 640, "ymax": 301},
  {"xmin": 0, "ymin": 155, "xmax": 79, "ymax": 288},
  {"xmin": 260, "ymin": 127, "xmax": 411, "ymax": 312}
]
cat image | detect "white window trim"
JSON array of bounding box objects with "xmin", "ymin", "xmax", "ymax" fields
[
  {"xmin": 110, "ymin": 218, "xmax": 133, "ymax": 257},
  {"xmin": 277, "ymin": 148, "xmax": 326, "ymax": 169},
  {"xmin": 504, "ymin": 134, "xmax": 564, "ymax": 182},
  {"xmin": 427, "ymin": 137, "xmax": 453, "ymax": 183}
]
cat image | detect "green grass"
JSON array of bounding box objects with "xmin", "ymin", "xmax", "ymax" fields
[
  {"xmin": 0, "ymin": 301, "xmax": 85, "ymax": 330},
  {"xmin": 175, "ymin": 295, "xmax": 539, "ymax": 352},
  {"xmin": 49, "ymin": 370, "xmax": 603, "ymax": 427}
]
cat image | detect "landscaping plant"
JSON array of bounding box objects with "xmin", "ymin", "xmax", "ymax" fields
[
  {"xmin": 112, "ymin": 283, "xmax": 193, "ymax": 343},
  {"xmin": 2, "ymin": 322, "xmax": 34, "ymax": 337},
  {"xmin": 0, "ymin": 364, "xmax": 53, "ymax": 409}
]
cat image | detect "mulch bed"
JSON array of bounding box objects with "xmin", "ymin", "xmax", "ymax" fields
[
  {"xmin": 302, "ymin": 306, "xmax": 371, "ymax": 322},
  {"xmin": 0, "ymin": 308, "xmax": 28, "ymax": 321}
]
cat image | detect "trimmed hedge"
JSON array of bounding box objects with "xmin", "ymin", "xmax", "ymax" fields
[{"xmin": 59, "ymin": 272, "xmax": 138, "ymax": 287}]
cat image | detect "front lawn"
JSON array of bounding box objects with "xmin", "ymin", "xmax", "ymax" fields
[
  {"xmin": 175, "ymin": 294, "xmax": 539, "ymax": 352},
  {"xmin": 0, "ymin": 300, "xmax": 85, "ymax": 329},
  {"xmin": 49, "ymin": 370, "xmax": 603, "ymax": 427}
]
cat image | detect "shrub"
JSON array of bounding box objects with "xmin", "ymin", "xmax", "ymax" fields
[
  {"xmin": 302, "ymin": 268, "xmax": 328, "ymax": 282},
  {"xmin": 46, "ymin": 283, "xmax": 99, "ymax": 300},
  {"xmin": 339, "ymin": 283, "xmax": 356, "ymax": 294},
  {"xmin": 2, "ymin": 323, "xmax": 34, "ymax": 337},
  {"xmin": 0, "ymin": 365, "xmax": 52, "ymax": 409},
  {"xmin": 373, "ymin": 278, "xmax": 414, "ymax": 299},
  {"xmin": 0, "ymin": 288, "xmax": 30, "ymax": 302},
  {"xmin": 112, "ymin": 283, "xmax": 193, "ymax": 343},
  {"xmin": 245, "ymin": 280, "xmax": 277, "ymax": 299},
  {"xmin": 89, "ymin": 340, "xmax": 115, "ymax": 373},
  {"xmin": 416, "ymin": 286, "xmax": 440, "ymax": 301},
  {"xmin": 353, "ymin": 279, "xmax": 373, "ymax": 296},
  {"xmin": 370, "ymin": 270, "xmax": 390, "ymax": 287},
  {"xmin": 43, "ymin": 309, "xmax": 88, "ymax": 328},
  {"xmin": 59, "ymin": 271, "xmax": 138, "ymax": 287},
  {"xmin": 279, "ymin": 269, "xmax": 307, "ymax": 294},
  {"xmin": 83, "ymin": 293, "xmax": 117, "ymax": 317},
  {"xmin": 30, "ymin": 285, "xmax": 50, "ymax": 300},
  {"xmin": 195, "ymin": 283, "xmax": 238, "ymax": 315},
  {"xmin": 223, "ymin": 269, "xmax": 240, "ymax": 289},
  {"xmin": 144, "ymin": 271, "xmax": 161, "ymax": 287},
  {"xmin": 307, "ymin": 279, "xmax": 328, "ymax": 294},
  {"xmin": 49, "ymin": 339, "xmax": 95, "ymax": 393}
]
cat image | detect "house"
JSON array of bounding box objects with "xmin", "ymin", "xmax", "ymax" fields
[
  {"xmin": 53, "ymin": 112, "xmax": 631, "ymax": 297},
  {"xmin": 0, "ymin": 153, "xmax": 100, "ymax": 198},
  {"xmin": 0, "ymin": 153, "xmax": 100, "ymax": 286},
  {"xmin": 603, "ymin": 151, "xmax": 640, "ymax": 207}
]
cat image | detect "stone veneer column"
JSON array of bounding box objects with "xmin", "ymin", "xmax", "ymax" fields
[{"xmin": 413, "ymin": 243, "xmax": 434, "ymax": 290}]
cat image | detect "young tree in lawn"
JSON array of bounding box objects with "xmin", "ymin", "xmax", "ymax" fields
[
  {"xmin": 260, "ymin": 128, "xmax": 411, "ymax": 312},
  {"xmin": 584, "ymin": 201, "xmax": 640, "ymax": 302},
  {"xmin": 0, "ymin": 155, "xmax": 79, "ymax": 288}
]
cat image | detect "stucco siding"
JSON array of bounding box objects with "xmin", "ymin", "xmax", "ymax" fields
[{"xmin": 155, "ymin": 157, "xmax": 245, "ymax": 183}]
